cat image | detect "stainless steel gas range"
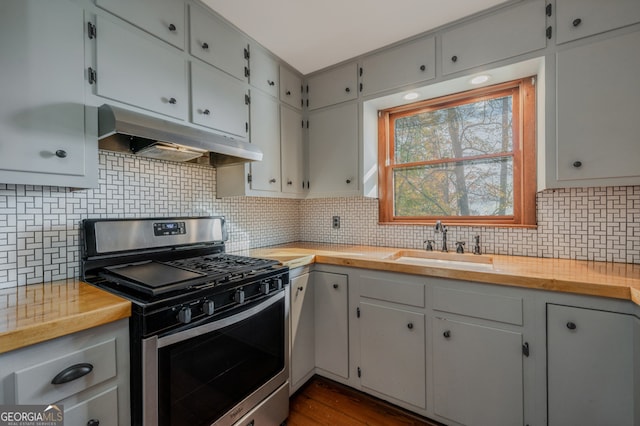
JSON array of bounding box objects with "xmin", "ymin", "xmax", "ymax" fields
[{"xmin": 81, "ymin": 217, "xmax": 289, "ymax": 426}]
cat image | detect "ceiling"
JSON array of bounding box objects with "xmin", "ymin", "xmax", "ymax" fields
[{"xmin": 201, "ymin": 0, "xmax": 511, "ymax": 75}]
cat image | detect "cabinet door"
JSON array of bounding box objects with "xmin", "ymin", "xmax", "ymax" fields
[
  {"xmin": 189, "ymin": 4, "xmax": 248, "ymax": 81},
  {"xmin": 250, "ymin": 44, "xmax": 279, "ymax": 97},
  {"xmin": 314, "ymin": 272, "xmax": 348, "ymax": 379},
  {"xmin": 280, "ymin": 106, "xmax": 305, "ymax": 195},
  {"xmin": 547, "ymin": 304, "xmax": 635, "ymax": 426},
  {"xmin": 280, "ymin": 66, "xmax": 303, "ymax": 110},
  {"xmin": 95, "ymin": 16, "xmax": 187, "ymax": 120},
  {"xmin": 359, "ymin": 301, "xmax": 426, "ymax": 409},
  {"xmin": 307, "ymin": 62, "xmax": 358, "ymax": 110},
  {"xmin": 361, "ymin": 36, "xmax": 435, "ymax": 96},
  {"xmin": 441, "ymin": 0, "xmax": 546, "ymax": 75},
  {"xmin": 96, "ymin": 0, "xmax": 184, "ymax": 49},
  {"xmin": 65, "ymin": 387, "xmax": 118, "ymax": 426},
  {"xmin": 249, "ymin": 90, "xmax": 281, "ymax": 192},
  {"xmin": 307, "ymin": 103, "xmax": 358, "ymax": 197},
  {"xmin": 555, "ymin": 31, "xmax": 640, "ymax": 184},
  {"xmin": 290, "ymin": 274, "xmax": 315, "ymax": 392},
  {"xmin": 191, "ymin": 63, "xmax": 248, "ymax": 139},
  {"xmin": 0, "ymin": 0, "xmax": 96, "ymax": 188},
  {"xmin": 556, "ymin": 0, "xmax": 640, "ymax": 44},
  {"xmin": 432, "ymin": 317, "xmax": 524, "ymax": 426}
]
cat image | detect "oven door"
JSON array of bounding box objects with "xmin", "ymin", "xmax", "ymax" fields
[{"xmin": 142, "ymin": 291, "xmax": 287, "ymax": 426}]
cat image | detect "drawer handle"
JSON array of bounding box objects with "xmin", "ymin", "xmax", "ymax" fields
[
  {"xmin": 572, "ymin": 18, "xmax": 582, "ymax": 27},
  {"xmin": 87, "ymin": 420, "xmax": 100, "ymax": 426},
  {"xmin": 443, "ymin": 330, "xmax": 451, "ymax": 338},
  {"xmin": 572, "ymin": 160, "xmax": 582, "ymax": 168},
  {"xmin": 55, "ymin": 149, "xmax": 67, "ymax": 159},
  {"xmin": 51, "ymin": 362, "xmax": 94, "ymax": 385},
  {"xmin": 566, "ymin": 321, "xmax": 577, "ymax": 330},
  {"xmin": 168, "ymin": 23, "xmax": 177, "ymax": 32}
]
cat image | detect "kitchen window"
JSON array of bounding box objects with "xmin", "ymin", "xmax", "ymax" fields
[{"xmin": 378, "ymin": 77, "xmax": 536, "ymax": 226}]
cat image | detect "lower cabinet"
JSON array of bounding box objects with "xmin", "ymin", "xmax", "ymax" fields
[
  {"xmin": 0, "ymin": 319, "xmax": 130, "ymax": 425},
  {"xmin": 547, "ymin": 304, "xmax": 636, "ymax": 426},
  {"xmin": 289, "ymin": 271, "xmax": 315, "ymax": 393},
  {"xmin": 432, "ymin": 317, "xmax": 524, "ymax": 426}
]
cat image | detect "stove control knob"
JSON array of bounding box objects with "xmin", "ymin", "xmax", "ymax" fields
[
  {"xmin": 202, "ymin": 300, "xmax": 215, "ymax": 316},
  {"xmin": 260, "ymin": 282, "xmax": 270, "ymax": 295},
  {"xmin": 274, "ymin": 278, "xmax": 283, "ymax": 290},
  {"xmin": 177, "ymin": 307, "xmax": 192, "ymax": 324},
  {"xmin": 234, "ymin": 289, "xmax": 245, "ymax": 304}
]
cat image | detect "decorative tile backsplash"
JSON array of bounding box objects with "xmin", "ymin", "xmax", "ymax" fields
[{"xmin": 0, "ymin": 150, "xmax": 638, "ymax": 288}]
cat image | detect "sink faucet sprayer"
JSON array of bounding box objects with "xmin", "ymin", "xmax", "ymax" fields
[{"xmin": 434, "ymin": 220, "xmax": 448, "ymax": 252}]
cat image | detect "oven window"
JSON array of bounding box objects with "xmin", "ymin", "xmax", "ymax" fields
[{"xmin": 158, "ymin": 298, "xmax": 285, "ymax": 426}]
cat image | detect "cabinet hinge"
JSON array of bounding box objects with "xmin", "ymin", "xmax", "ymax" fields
[
  {"xmin": 306, "ymin": 99, "xmax": 309, "ymax": 108},
  {"xmin": 306, "ymin": 181, "xmax": 310, "ymax": 189},
  {"xmin": 305, "ymin": 85, "xmax": 309, "ymax": 93},
  {"xmin": 545, "ymin": 3, "xmax": 552, "ymax": 17},
  {"xmin": 546, "ymin": 26, "xmax": 553, "ymax": 39},
  {"xmin": 357, "ymin": 367, "xmax": 361, "ymax": 378},
  {"xmin": 356, "ymin": 307, "xmax": 360, "ymax": 318},
  {"xmin": 245, "ymin": 94, "xmax": 251, "ymax": 105},
  {"xmin": 359, "ymin": 67, "xmax": 363, "ymax": 77},
  {"xmin": 87, "ymin": 22, "xmax": 97, "ymax": 39},
  {"xmin": 301, "ymin": 120, "xmax": 304, "ymax": 128},
  {"xmin": 244, "ymin": 66, "xmax": 250, "ymax": 78},
  {"xmin": 247, "ymin": 173, "xmax": 252, "ymax": 183},
  {"xmin": 87, "ymin": 67, "xmax": 97, "ymax": 85},
  {"xmin": 359, "ymin": 83, "xmax": 363, "ymax": 92},
  {"xmin": 245, "ymin": 122, "xmax": 249, "ymax": 133},
  {"xmin": 306, "ymin": 120, "xmax": 309, "ymax": 129},
  {"xmin": 522, "ymin": 342, "xmax": 530, "ymax": 357},
  {"xmin": 244, "ymin": 47, "xmax": 250, "ymax": 60}
]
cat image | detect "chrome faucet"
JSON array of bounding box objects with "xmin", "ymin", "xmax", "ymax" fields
[{"xmin": 434, "ymin": 220, "xmax": 448, "ymax": 252}]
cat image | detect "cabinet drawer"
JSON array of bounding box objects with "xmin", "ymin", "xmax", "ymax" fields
[
  {"xmin": 65, "ymin": 386, "xmax": 118, "ymax": 426},
  {"xmin": 13, "ymin": 338, "xmax": 116, "ymax": 404},
  {"xmin": 556, "ymin": 0, "xmax": 640, "ymax": 44},
  {"xmin": 307, "ymin": 62, "xmax": 358, "ymax": 110},
  {"xmin": 280, "ymin": 66, "xmax": 303, "ymax": 110},
  {"xmin": 360, "ymin": 275, "xmax": 425, "ymax": 308},
  {"xmin": 433, "ymin": 286, "xmax": 522, "ymax": 325}
]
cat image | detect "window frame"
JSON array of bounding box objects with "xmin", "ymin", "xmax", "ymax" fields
[{"xmin": 378, "ymin": 78, "xmax": 537, "ymax": 226}]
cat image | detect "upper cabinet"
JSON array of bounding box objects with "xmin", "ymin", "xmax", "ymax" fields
[
  {"xmin": 0, "ymin": 0, "xmax": 97, "ymax": 188},
  {"xmin": 250, "ymin": 43, "xmax": 279, "ymax": 98},
  {"xmin": 280, "ymin": 66, "xmax": 303, "ymax": 110},
  {"xmin": 96, "ymin": 0, "xmax": 185, "ymax": 50},
  {"xmin": 248, "ymin": 90, "xmax": 281, "ymax": 192},
  {"xmin": 280, "ymin": 106, "xmax": 305, "ymax": 195},
  {"xmin": 552, "ymin": 30, "xmax": 640, "ymax": 186},
  {"xmin": 307, "ymin": 62, "xmax": 359, "ymax": 110},
  {"xmin": 94, "ymin": 16, "xmax": 188, "ymax": 121},
  {"xmin": 360, "ymin": 36, "xmax": 435, "ymax": 96},
  {"xmin": 441, "ymin": 0, "xmax": 546, "ymax": 75},
  {"xmin": 555, "ymin": 0, "xmax": 640, "ymax": 44},
  {"xmin": 189, "ymin": 3, "xmax": 248, "ymax": 81}
]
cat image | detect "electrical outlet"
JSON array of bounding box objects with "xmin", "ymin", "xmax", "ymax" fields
[{"xmin": 332, "ymin": 216, "xmax": 340, "ymax": 229}]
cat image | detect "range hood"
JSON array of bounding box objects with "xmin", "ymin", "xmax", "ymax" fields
[{"xmin": 97, "ymin": 104, "xmax": 262, "ymax": 166}]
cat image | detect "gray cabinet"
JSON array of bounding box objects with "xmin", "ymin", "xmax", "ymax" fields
[
  {"xmin": 307, "ymin": 62, "xmax": 359, "ymax": 110},
  {"xmin": 0, "ymin": 319, "xmax": 130, "ymax": 425},
  {"xmin": 0, "ymin": 0, "xmax": 97, "ymax": 188},
  {"xmin": 250, "ymin": 43, "xmax": 279, "ymax": 97},
  {"xmin": 249, "ymin": 90, "xmax": 281, "ymax": 192},
  {"xmin": 313, "ymin": 271, "xmax": 349, "ymax": 379},
  {"xmin": 95, "ymin": 0, "xmax": 185, "ymax": 49},
  {"xmin": 280, "ymin": 106, "xmax": 305, "ymax": 195},
  {"xmin": 95, "ymin": 15, "xmax": 188, "ymax": 120},
  {"xmin": 553, "ymin": 30, "xmax": 640, "ymax": 186},
  {"xmin": 360, "ymin": 36, "xmax": 435, "ymax": 96},
  {"xmin": 307, "ymin": 103, "xmax": 359, "ymax": 197},
  {"xmin": 289, "ymin": 272, "xmax": 315, "ymax": 394},
  {"xmin": 279, "ymin": 66, "xmax": 303, "ymax": 110},
  {"xmin": 189, "ymin": 3, "xmax": 248, "ymax": 81},
  {"xmin": 555, "ymin": 0, "xmax": 640, "ymax": 44},
  {"xmin": 547, "ymin": 304, "xmax": 636, "ymax": 426},
  {"xmin": 441, "ymin": 0, "xmax": 546, "ymax": 75}
]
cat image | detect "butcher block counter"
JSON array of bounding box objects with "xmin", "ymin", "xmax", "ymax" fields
[
  {"xmin": 247, "ymin": 242, "xmax": 640, "ymax": 306},
  {"xmin": 0, "ymin": 280, "xmax": 131, "ymax": 354}
]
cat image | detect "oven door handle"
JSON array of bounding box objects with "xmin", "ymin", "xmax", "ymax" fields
[{"xmin": 155, "ymin": 290, "xmax": 284, "ymax": 348}]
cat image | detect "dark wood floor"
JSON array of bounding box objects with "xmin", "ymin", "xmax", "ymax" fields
[{"xmin": 288, "ymin": 376, "xmax": 444, "ymax": 426}]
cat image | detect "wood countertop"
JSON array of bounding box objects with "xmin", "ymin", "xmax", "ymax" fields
[
  {"xmin": 0, "ymin": 280, "xmax": 131, "ymax": 354},
  {"xmin": 246, "ymin": 243, "xmax": 640, "ymax": 306}
]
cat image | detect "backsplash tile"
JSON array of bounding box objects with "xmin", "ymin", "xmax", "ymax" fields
[{"xmin": 0, "ymin": 150, "xmax": 638, "ymax": 288}]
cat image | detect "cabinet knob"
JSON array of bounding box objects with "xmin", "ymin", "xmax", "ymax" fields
[
  {"xmin": 55, "ymin": 149, "xmax": 67, "ymax": 159},
  {"xmin": 287, "ymin": 180, "xmax": 292, "ymax": 185},
  {"xmin": 572, "ymin": 18, "xmax": 582, "ymax": 27},
  {"xmin": 566, "ymin": 321, "xmax": 577, "ymax": 330},
  {"xmin": 87, "ymin": 420, "xmax": 100, "ymax": 426},
  {"xmin": 168, "ymin": 23, "xmax": 176, "ymax": 32},
  {"xmin": 346, "ymin": 178, "xmax": 352, "ymax": 184},
  {"xmin": 345, "ymin": 87, "xmax": 351, "ymax": 93},
  {"xmin": 286, "ymin": 90, "xmax": 291, "ymax": 96},
  {"xmin": 269, "ymin": 178, "xmax": 277, "ymax": 183},
  {"xmin": 267, "ymin": 80, "xmax": 275, "ymax": 86},
  {"xmin": 169, "ymin": 97, "xmax": 177, "ymax": 104},
  {"xmin": 201, "ymin": 42, "xmax": 209, "ymax": 49},
  {"xmin": 407, "ymin": 323, "xmax": 414, "ymax": 330},
  {"xmin": 297, "ymin": 286, "xmax": 304, "ymax": 291},
  {"xmin": 572, "ymin": 160, "xmax": 582, "ymax": 168},
  {"xmin": 443, "ymin": 330, "xmax": 451, "ymax": 338},
  {"xmin": 419, "ymin": 64, "xmax": 426, "ymax": 71},
  {"xmin": 451, "ymin": 55, "xmax": 458, "ymax": 63},
  {"xmin": 333, "ymin": 283, "xmax": 339, "ymax": 289},
  {"xmin": 203, "ymin": 109, "xmax": 210, "ymax": 115}
]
